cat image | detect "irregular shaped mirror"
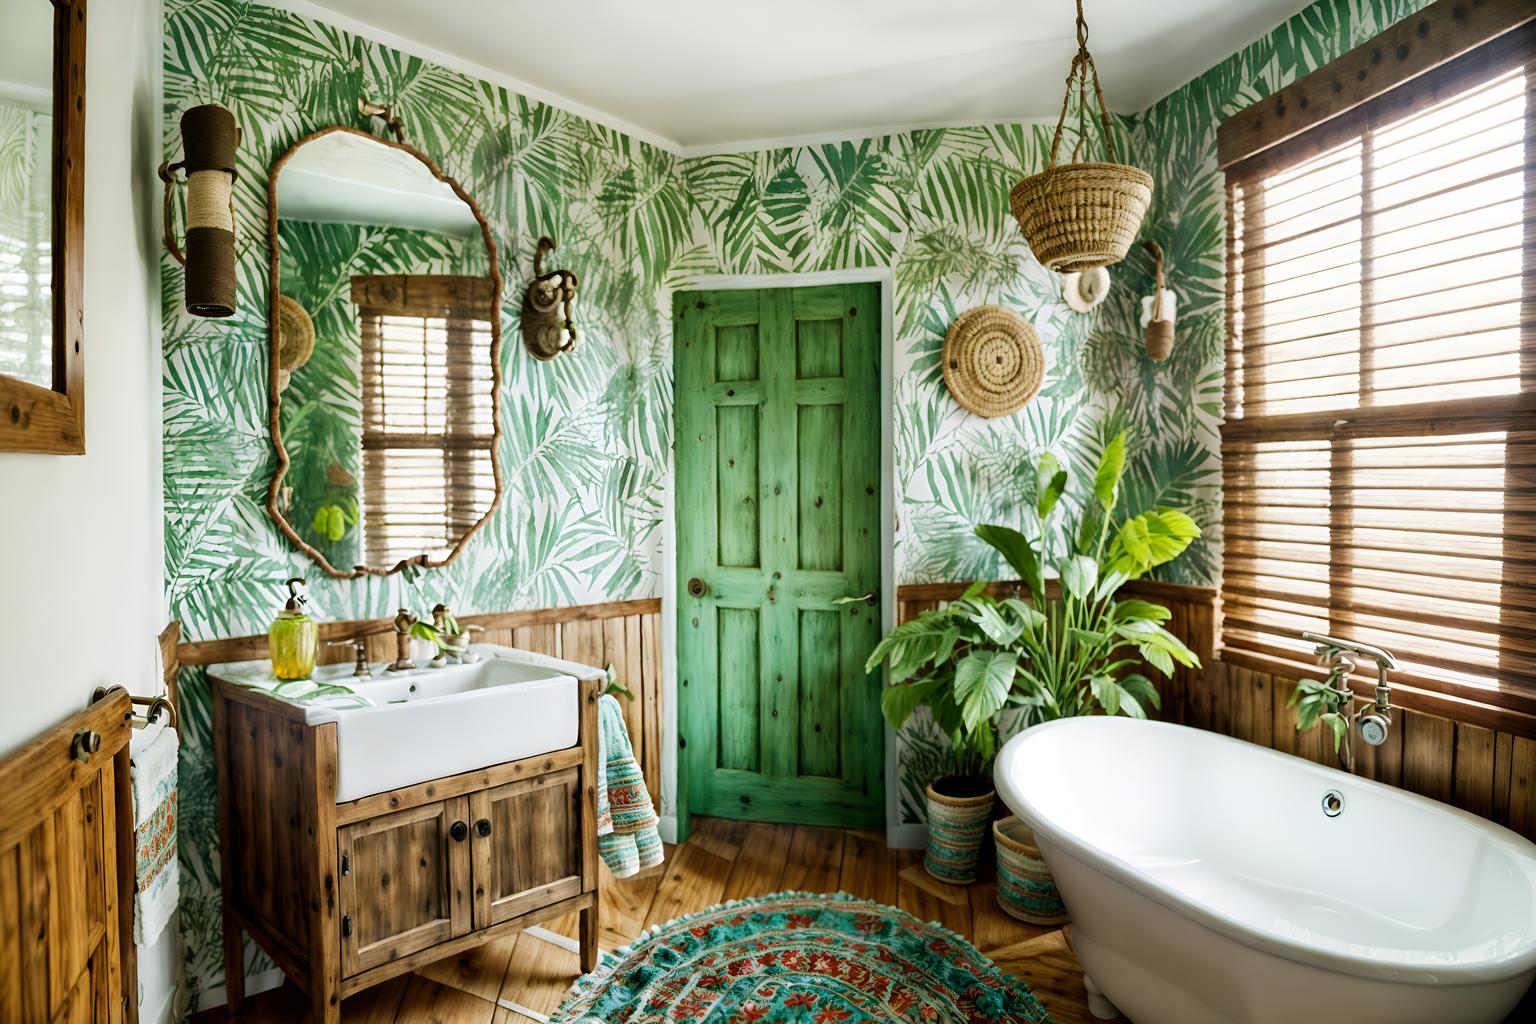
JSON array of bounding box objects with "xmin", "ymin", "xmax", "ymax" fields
[{"xmin": 267, "ymin": 126, "xmax": 503, "ymax": 577}]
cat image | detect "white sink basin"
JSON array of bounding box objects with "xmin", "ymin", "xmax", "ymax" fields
[{"xmin": 209, "ymin": 644, "xmax": 588, "ymax": 802}]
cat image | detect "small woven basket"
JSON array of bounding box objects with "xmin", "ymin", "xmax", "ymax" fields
[
  {"xmin": 993, "ymin": 816, "xmax": 1070, "ymax": 925},
  {"xmin": 1010, "ymin": 3, "xmax": 1151, "ymax": 272}
]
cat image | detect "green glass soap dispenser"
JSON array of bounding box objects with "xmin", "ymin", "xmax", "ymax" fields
[{"xmin": 270, "ymin": 576, "xmax": 319, "ymax": 680}]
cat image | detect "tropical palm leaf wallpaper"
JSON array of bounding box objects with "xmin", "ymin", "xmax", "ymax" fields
[{"xmin": 164, "ymin": 0, "xmax": 1427, "ymax": 1000}]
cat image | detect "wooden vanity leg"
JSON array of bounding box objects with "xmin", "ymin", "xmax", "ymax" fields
[
  {"xmin": 222, "ymin": 917, "xmax": 245, "ymax": 1014},
  {"xmin": 579, "ymin": 903, "xmax": 599, "ymax": 974},
  {"xmin": 311, "ymin": 979, "xmax": 341, "ymax": 1024}
]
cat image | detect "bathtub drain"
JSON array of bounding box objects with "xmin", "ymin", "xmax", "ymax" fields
[{"xmin": 1321, "ymin": 790, "xmax": 1344, "ymax": 817}]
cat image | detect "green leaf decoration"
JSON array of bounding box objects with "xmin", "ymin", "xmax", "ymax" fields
[{"xmin": 1094, "ymin": 431, "xmax": 1128, "ymax": 512}]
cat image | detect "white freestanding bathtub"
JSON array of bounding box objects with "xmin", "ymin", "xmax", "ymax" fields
[{"xmin": 993, "ymin": 717, "xmax": 1536, "ymax": 1024}]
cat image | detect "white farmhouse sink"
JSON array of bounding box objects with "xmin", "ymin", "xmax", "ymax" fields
[{"xmin": 209, "ymin": 644, "xmax": 589, "ymax": 802}]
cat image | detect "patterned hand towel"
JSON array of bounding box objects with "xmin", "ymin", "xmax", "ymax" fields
[
  {"xmin": 595, "ymin": 694, "xmax": 664, "ymax": 878},
  {"xmin": 130, "ymin": 722, "xmax": 179, "ymax": 945}
]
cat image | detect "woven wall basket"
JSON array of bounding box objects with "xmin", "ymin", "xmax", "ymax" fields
[
  {"xmin": 276, "ymin": 293, "xmax": 315, "ymax": 391},
  {"xmin": 1010, "ymin": 2, "xmax": 1152, "ymax": 272},
  {"xmin": 942, "ymin": 305, "xmax": 1045, "ymax": 418}
]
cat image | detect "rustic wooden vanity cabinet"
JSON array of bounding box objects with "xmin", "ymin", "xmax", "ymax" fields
[{"xmin": 211, "ymin": 672, "xmax": 601, "ymax": 1023}]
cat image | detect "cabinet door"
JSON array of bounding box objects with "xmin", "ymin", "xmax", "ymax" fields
[
  {"xmin": 469, "ymin": 767, "xmax": 582, "ymax": 929},
  {"xmin": 338, "ymin": 797, "xmax": 471, "ymax": 976}
]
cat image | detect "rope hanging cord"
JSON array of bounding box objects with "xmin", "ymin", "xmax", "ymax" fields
[
  {"xmin": 1007, "ymin": 0, "xmax": 1152, "ymax": 272},
  {"xmin": 1047, "ymin": 0, "xmax": 1118, "ymax": 168}
]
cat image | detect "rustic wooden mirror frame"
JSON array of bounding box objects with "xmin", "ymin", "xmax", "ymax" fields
[
  {"xmin": 264, "ymin": 123, "xmax": 505, "ymax": 578},
  {"xmin": 0, "ymin": 0, "xmax": 87, "ymax": 455}
]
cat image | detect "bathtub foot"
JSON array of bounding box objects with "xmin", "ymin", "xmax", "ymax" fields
[{"xmin": 1083, "ymin": 974, "xmax": 1120, "ymax": 1020}]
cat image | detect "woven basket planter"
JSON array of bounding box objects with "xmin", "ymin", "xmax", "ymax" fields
[
  {"xmin": 924, "ymin": 780, "xmax": 995, "ymax": 885},
  {"xmin": 1009, "ymin": 3, "xmax": 1152, "ymax": 272},
  {"xmin": 993, "ymin": 816, "xmax": 1070, "ymax": 925},
  {"xmin": 1010, "ymin": 162, "xmax": 1152, "ymax": 273}
]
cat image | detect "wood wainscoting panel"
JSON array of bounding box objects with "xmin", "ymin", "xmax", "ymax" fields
[{"xmin": 1178, "ymin": 660, "xmax": 1536, "ymax": 845}]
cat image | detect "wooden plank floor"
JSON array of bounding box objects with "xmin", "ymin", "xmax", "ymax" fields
[
  {"xmin": 192, "ymin": 815, "xmax": 1536, "ymax": 1023},
  {"xmin": 194, "ymin": 816, "xmax": 1112, "ymax": 1023}
]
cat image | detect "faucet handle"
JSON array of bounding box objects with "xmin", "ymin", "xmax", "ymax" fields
[{"xmin": 326, "ymin": 637, "xmax": 373, "ymax": 678}]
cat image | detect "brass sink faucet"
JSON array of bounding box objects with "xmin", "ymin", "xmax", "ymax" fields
[{"xmin": 389, "ymin": 608, "xmax": 419, "ymax": 672}]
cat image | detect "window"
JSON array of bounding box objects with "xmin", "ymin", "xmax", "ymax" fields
[
  {"xmin": 353, "ymin": 274, "xmax": 498, "ymax": 568},
  {"xmin": 1219, "ymin": 24, "xmax": 1535, "ymax": 714}
]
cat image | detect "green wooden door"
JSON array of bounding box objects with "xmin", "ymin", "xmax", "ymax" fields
[{"xmin": 675, "ymin": 284, "xmax": 883, "ymax": 831}]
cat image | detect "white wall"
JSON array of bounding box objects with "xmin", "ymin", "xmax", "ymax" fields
[{"xmin": 0, "ymin": 0, "xmax": 169, "ymax": 1017}]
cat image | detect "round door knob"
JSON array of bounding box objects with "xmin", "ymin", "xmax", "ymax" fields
[
  {"xmin": 688, "ymin": 577, "xmax": 709, "ymax": 598},
  {"xmin": 450, "ymin": 820, "xmax": 469, "ymax": 842},
  {"xmin": 474, "ymin": 818, "xmax": 492, "ymax": 838}
]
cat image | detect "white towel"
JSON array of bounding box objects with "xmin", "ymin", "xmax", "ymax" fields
[{"xmin": 131, "ymin": 722, "xmax": 179, "ymax": 946}]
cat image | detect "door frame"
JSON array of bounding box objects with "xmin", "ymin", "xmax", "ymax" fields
[{"xmin": 662, "ymin": 269, "xmax": 897, "ymax": 845}]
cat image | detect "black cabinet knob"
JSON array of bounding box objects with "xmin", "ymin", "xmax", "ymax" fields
[
  {"xmin": 475, "ymin": 818, "xmax": 492, "ymax": 838},
  {"xmin": 450, "ymin": 820, "xmax": 468, "ymax": 842}
]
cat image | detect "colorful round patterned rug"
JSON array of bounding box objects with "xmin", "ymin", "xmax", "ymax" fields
[{"xmin": 550, "ymin": 891, "xmax": 1053, "ymax": 1023}]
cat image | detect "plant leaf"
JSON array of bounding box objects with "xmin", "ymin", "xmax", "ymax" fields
[
  {"xmin": 1036, "ymin": 451, "xmax": 1068, "ymax": 520},
  {"xmin": 1111, "ymin": 599, "xmax": 1172, "ymax": 624},
  {"xmin": 1089, "ymin": 674, "xmax": 1121, "ymax": 716},
  {"xmin": 880, "ymin": 677, "xmax": 942, "ymax": 730},
  {"xmin": 1061, "ymin": 554, "xmax": 1098, "ymax": 599},
  {"xmin": 1094, "ymin": 431, "xmax": 1128, "ymax": 512},
  {"xmin": 1105, "ymin": 508, "xmax": 1201, "ymax": 578},
  {"xmin": 975, "ymin": 524, "xmax": 1044, "ymax": 603},
  {"xmin": 954, "ymin": 650, "xmax": 1016, "ymax": 731}
]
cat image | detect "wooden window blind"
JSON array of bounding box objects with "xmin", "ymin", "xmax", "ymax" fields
[
  {"xmin": 1220, "ymin": 23, "xmax": 1536, "ymax": 715},
  {"xmin": 352, "ymin": 274, "xmax": 497, "ymax": 568}
]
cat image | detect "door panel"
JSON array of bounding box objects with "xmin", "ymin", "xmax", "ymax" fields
[
  {"xmin": 676, "ymin": 284, "xmax": 883, "ymax": 828},
  {"xmin": 337, "ymin": 797, "xmax": 470, "ymax": 976},
  {"xmin": 469, "ymin": 769, "xmax": 582, "ymax": 929}
]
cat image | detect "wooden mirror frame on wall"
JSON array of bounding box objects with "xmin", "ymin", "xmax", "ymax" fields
[
  {"xmin": 0, "ymin": 0, "xmax": 87, "ymax": 455},
  {"xmin": 264, "ymin": 123, "xmax": 505, "ymax": 578}
]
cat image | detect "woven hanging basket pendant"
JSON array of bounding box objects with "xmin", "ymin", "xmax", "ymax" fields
[
  {"xmin": 1011, "ymin": 0, "xmax": 1152, "ymax": 272},
  {"xmin": 943, "ymin": 305, "xmax": 1045, "ymax": 418}
]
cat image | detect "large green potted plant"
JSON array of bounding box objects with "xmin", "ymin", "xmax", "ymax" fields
[{"xmin": 866, "ymin": 433, "xmax": 1201, "ymax": 886}]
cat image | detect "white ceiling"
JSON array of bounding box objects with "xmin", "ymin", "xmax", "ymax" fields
[{"xmin": 286, "ymin": 0, "xmax": 1315, "ymax": 153}]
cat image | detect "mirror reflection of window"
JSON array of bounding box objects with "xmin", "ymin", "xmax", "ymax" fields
[
  {"xmin": 353, "ymin": 275, "xmax": 497, "ymax": 567},
  {"xmin": 0, "ymin": 0, "xmax": 55, "ymax": 390}
]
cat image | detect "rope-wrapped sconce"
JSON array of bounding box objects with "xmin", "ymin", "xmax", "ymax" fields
[
  {"xmin": 160, "ymin": 104, "xmax": 241, "ymax": 318},
  {"xmin": 1141, "ymin": 240, "xmax": 1178, "ymax": 361}
]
